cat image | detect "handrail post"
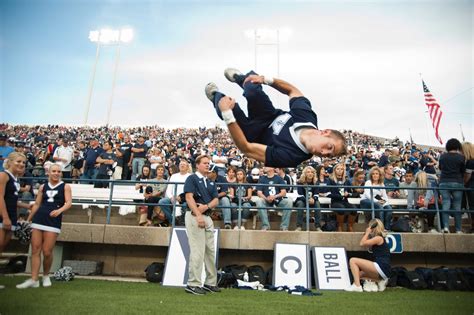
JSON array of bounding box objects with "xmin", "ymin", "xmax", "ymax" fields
[
  {"xmin": 369, "ymin": 187, "xmax": 375, "ymax": 220},
  {"xmin": 434, "ymin": 186, "xmax": 441, "ymax": 231},
  {"xmin": 237, "ymin": 185, "xmax": 242, "ymax": 229},
  {"xmin": 305, "ymin": 186, "xmax": 310, "ymax": 231},
  {"xmin": 106, "ymin": 179, "xmax": 115, "ymax": 224},
  {"xmin": 171, "ymin": 183, "xmax": 178, "ymax": 227}
]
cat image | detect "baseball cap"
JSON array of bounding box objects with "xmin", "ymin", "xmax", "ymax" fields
[
  {"xmin": 251, "ymin": 168, "xmax": 260, "ymax": 180},
  {"xmin": 209, "ymin": 164, "xmax": 218, "ymax": 173}
]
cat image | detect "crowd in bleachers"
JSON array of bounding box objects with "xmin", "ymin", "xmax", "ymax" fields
[{"xmin": 0, "ymin": 123, "xmax": 472, "ymax": 233}]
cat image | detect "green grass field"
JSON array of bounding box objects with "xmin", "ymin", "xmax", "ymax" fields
[{"xmin": 0, "ymin": 276, "xmax": 473, "ymax": 314}]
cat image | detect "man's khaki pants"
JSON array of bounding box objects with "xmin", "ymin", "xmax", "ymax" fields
[{"xmin": 185, "ymin": 211, "xmax": 217, "ymax": 287}]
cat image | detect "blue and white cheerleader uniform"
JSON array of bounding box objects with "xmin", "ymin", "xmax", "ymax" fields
[
  {"xmin": 0, "ymin": 170, "xmax": 20, "ymax": 231},
  {"xmin": 31, "ymin": 181, "xmax": 66, "ymax": 234},
  {"xmin": 371, "ymin": 237, "xmax": 391, "ymax": 280}
]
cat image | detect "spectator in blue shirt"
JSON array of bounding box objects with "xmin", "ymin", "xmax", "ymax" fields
[
  {"xmin": 362, "ymin": 151, "xmax": 377, "ymax": 170},
  {"xmin": 439, "ymin": 138, "xmax": 465, "ymax": 233},
  {"xmin": 407, "ymin": 151, "xmax": 421, "ymax": 174},
  {"xmin": 255, "ymin": 167, "xmax": 293, "ymax": 231},
  {"xmin": 420, "ymin": 150, "xmax": 437, "ymax": 175},
  {"xmin": 378, "ymin": 149, "xmax": 390, "ymax": 167},
  {"xmin": 0, "ymin": 134, "xmax": 14, "ymax": 172},
  {"xmin": 80, "ymin": 138, "xmax": 104, "ymax": 184},
  {"xmin": 383, "ymin": 164, "xmax": 401, "ymax": 199},
  {"xmin": 130, "ymin": 135, "xmax": 148, "ymax": 181}
]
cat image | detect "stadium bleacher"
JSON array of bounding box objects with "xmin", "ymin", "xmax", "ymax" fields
[{"xmin": 0, "ymin": 124, "xmax": 472, "ymax": 277}]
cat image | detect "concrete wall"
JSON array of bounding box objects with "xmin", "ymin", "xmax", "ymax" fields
[
  {"xmin": 7, "ymin": 212, "xmax": 472, "ymax": 277},
  {"xmin": 58, "ymin": 223, "xmax": 474, "ymax": 253},
  {"xmin": 51, "ymin": 223, "xmax": 474, "ymax": 277},
  {"xmin": 60, "ymin": 243, "xmax": 473, "ymax": 277}
]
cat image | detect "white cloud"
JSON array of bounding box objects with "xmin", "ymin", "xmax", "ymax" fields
[{"xmin": 84, "ymin": 1, "xmax": 472, "ymax": 146}]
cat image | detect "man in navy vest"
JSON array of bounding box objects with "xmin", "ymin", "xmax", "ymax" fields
[
  {"xmin": 183, "ymin": 155, "xmax": 220, "ymax": 295},
  {"xmin": 205, "ymin": 68, "xmax": 347, "ymax": 167}
]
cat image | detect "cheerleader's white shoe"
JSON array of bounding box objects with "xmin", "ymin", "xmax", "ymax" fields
[
  {"xmin": 16, "ymin": 278, "xmax": 39, "ymax": 289},
  {"xmin": 43, "ymin": 276, "xmax": 52, "ymax": 287},
  {"xmin": 344, "ymin": 283, "xmax": 363, "ymax": 292}
]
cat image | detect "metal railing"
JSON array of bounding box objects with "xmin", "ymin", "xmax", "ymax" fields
[{"xmin": 19, "ymin": 176, "xmax": 473, "ymax": 230}]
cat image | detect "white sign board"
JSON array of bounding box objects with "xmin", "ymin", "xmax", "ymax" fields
[
  {"xmin": 312, "ymin": 246, "xmax": 350, "ymax": 290},
  {"xmin": 162, "ymin": 227, "xmax": 219, "ymax": 287},
  {"xmin": 273, "ymin": 243, "xmax": 311, "ymax": 289}
]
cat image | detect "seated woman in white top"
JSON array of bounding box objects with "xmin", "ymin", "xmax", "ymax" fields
[{"xmin": 360, "ymin": 166, "xmax": 393, "ymax": 231}]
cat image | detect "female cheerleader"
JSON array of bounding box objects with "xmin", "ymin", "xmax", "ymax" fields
[
  {"xmin": 344, "ymin": 218, "xmax": 391, "ymax": 292},
  {"xmin": 17, "ymin": 163, "xmax": 72, "ymax": 289},
  {"xmin": 1, "ymin": 152, "xmax": 32, "ymax": 289}
]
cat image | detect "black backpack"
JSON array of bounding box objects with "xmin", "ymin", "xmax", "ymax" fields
[
  {"xmin": 247, "ymin": 265, "xmax": 266, "ymax": 284},
  {"xmin": 389, "ymin": 266, "xmax": 409, "ymax": 287},
  {"xmin": 145, "ymin": 262, "xmax": 164, "ymax": 283},
  {"xmin": 322, "ymin": 220, "xmax": 337, "ymax": 232},
  {"xmin": 415, "ymin": 267, "xmax": 434, "ymax": 289},
  {"xmin": 217, "ymin": 270, "xmax": 236, "ymax": 288},
  {"xmin": 391, "ymin": 217, "xmax": 411, "ymax": 232},
  {"xmin": 406, "ymin": 271, "xmax": 427, "ymax": 290},
  {"xmin": 457, "ymin": 267, "xmax": 474, "ymax": 291},
  {"xmin": 223, "ymin": 264, "xmax": 248, "ymax": 281},
  {"xmin": 266, "ymin": 267, "xmax": 274, "ymax": 286},
  {"xmin": 433, "ymin": 267, "xmax": 454, "ymax": 291},
  {"xmin": 450, "ymin": 269, "xmax": 470, "ymax": 291}
]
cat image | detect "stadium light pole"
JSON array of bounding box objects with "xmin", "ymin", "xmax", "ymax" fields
[
  {"xmin": 106, "ymin": 28, "xmax": 134, "ymax": 126},
  {"xmin": 244, "ymin": 28, "xmax": 291, "ymax": 77},
  {"xmin": 84, "ymin": 31, "xmax": 101, "ymax": 125},
  {"xmin": 84, "ymin": 28, "xmax": 134, "ymax": 126},
  {"xmin": 244, "ymin": 28, "xmax": 291, "ymax": 107}
]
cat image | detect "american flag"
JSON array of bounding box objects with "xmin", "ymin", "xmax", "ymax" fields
[{"xmin": 422, "ymin": 80, "xmax": 443, "ymax": 144}]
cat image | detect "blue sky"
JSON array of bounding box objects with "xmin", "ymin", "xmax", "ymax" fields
[{"xmin": 1, "ymin": 0, "xmax": 472, "ymax": 146}]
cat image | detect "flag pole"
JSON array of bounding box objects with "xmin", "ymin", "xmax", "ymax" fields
[
  {"xmin": 420, "ymin": 74, "xmax": 444, "ymax": 145},
  {"xmin": 419, "ymin": 73, "xmax": 431, "ymax": 145},
  {"xmin": 460, "ymin": 124, "xmax": 465, "ymax": 142}
]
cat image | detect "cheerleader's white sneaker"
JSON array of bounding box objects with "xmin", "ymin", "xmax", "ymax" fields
[
  {"xmin": 363, "ymin": 280, "xmax": 379, "ymax": 292},
  {"xmin": 16, "ymin": 278, "xmax": 39, "ymax": 289},
  {"xmin": 344, "ymin": 283, "xmax": 363, "ymax": 292},
  {"xmin": 43, "ymin": 276, "xmax": 52, "ymax": 287},
  {"xmin": 377, "ymin": 279, "xmax": 388, "ymax": 292}
]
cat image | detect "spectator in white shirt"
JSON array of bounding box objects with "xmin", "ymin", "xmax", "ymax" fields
[
  {"xmin": 53, "ymin": 138, "xmax": 74, "ymax": 180},
  {"xmin": 158, "ymin": 159, "xmax": 192, "ymax": 225}
]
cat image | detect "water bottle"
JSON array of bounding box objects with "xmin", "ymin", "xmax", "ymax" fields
[{"xmin": 243, "ymin": 271, "xmax": 249, "ymax": 282}]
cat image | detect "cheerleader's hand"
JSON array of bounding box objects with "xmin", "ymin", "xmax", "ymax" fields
[
  {"xmin": 50, "ymin": 210, "xmax": 62, "ymax": 218},
  {"xmin": 2, "ymin": 218, "xmax": 12, "ymax": 230}
]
